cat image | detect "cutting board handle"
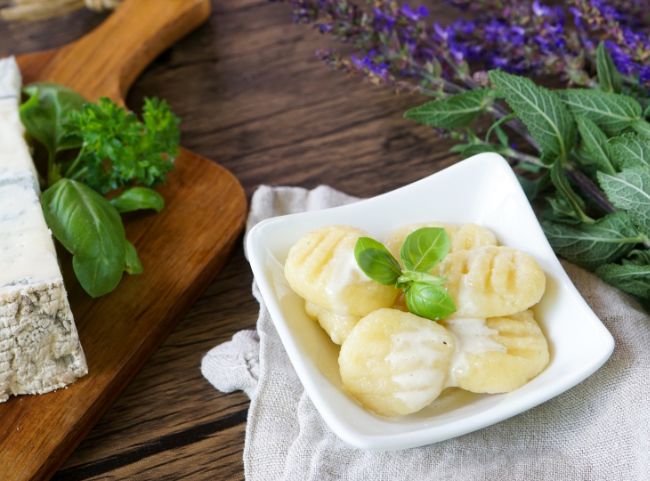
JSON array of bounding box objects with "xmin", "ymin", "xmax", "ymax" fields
[{"xmin": 40, "ymin": 0, "xmax": 211, "ymax": 102}]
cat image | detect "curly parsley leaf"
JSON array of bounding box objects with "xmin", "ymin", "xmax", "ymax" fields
[{"xmin": 65, "ymin": 97, "xmax": 179, "ymax": 193}]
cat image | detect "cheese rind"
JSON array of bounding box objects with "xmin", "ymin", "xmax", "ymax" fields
[{"xmin": 0, "ymin": 56, "xmax": 87, "ymax": 402}]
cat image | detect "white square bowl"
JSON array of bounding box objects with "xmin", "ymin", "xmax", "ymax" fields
[{"xmin": 245, "ymin": 152, "xmax": 614, "ymax": 450}]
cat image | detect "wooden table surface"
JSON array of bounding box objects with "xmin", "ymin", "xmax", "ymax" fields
[{"xmin": 1, "ymin": 1, "xmax": 457, "ymax": 479}]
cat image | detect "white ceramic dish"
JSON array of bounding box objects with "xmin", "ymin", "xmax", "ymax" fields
[{"xmin": 245, "ymin": 152, "xmax": 615, "ymax": 450}]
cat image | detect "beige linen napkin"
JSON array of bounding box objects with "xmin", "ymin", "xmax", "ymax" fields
[{"xmin": 201, "ymin": 185, "xmax": 650, "ymax": 481}]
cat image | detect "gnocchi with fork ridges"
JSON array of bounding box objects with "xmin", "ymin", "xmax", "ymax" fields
[
  {"xmin": 435, "ymin": 246, "xmax": 546, "ymax": 318},
  {"xmin": 441, "ymin": 311, "xmax": 550, "ymax": 393},
  {"xmin": 304, "ymin": 301, "xmax": 359, "ymax": 345},
  {"xmin": 339, "ymin": 308, "xmax": 455, "ymax": 417},
  {"xmin": 284, "ymin": 225, "xmax": 398, "ymax": 316},
  {"xmin": 386, "ymin": 222, "xmax": 498, "ymax": 259}
]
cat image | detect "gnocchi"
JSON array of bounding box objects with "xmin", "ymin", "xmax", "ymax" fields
[
  {"xmin": 386, "ymin": 222, "xmax": 497, "ymax": 258},
  {"xmin": 305, "ymin": 301, "xmax": 359, "ymax": 345},
  {"xmin": 442, "ymin": 311, "xmax": 549, "ymax": 393},
  {"xmin": 284, "ymin": 225, "xmax": 399, "ymax": 316},
  {"xmin": 339, "ymin": 308, "xmax": 455, "ymax": 416},
  {"xmin": 283, "ymin": 221, "xmax": 550, "ymax": 418},
  {"xmin": 435, "ymin": 246, "xmax": 546, "ymax": 318}
]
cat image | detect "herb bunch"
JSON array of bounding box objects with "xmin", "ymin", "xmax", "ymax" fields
[
  {"xmin": 404, "ymin": 46, "xmax": 650, "ymax": 307},
  {"xmin": 355, "ymin": 227, "xmax": 456, "ymax": 321},
  {"xmin": 20, "ymin": 83, "xmax": 180, "ymax": 297}
]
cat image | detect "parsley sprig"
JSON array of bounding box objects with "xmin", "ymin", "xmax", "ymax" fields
[
  {"xmin": 354, "ymin": 227, "xmax": 456, "ymax": 321},
  {"xmin": 20, "ymin": 83, "xmax": 180, "ymax": 297}
]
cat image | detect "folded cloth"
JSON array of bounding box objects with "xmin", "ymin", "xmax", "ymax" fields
[{"xmin": 202, "ymin": 185, "xmax": 650, "ymax": 481}]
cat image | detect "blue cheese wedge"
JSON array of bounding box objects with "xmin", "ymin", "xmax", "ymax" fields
[{"xmin": 0, "ymin": 57, "xmax": 87, "ymax": 402}]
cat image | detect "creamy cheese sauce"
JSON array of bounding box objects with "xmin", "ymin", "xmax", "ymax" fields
[
  {"xmin": 444, "ymin": 317, "xmax": 505, "ymax": 387},
  {"xmin": 386, "ymin": 329, "xmax": 446, "ymax": 410},
  {"xmin": 323, "ymin": 246, "xmax": 369, "ymax": 307}
]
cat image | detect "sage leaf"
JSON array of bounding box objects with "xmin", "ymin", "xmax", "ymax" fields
[
  {"xmin": 41, "ymin": 178, "xmax": 129, "ymax": 297},
  {"xmin": 575, "ymin": 116, "xmax": 616, "ymax": 174},
  {"xmin": 596, "ymin": 263, "xmax": 650, "ymax": 299},
  {"xmin": 404, "ymin": 282, "xmax": 456, "ymax": 321},
  {"xmin": 400, "ymin": 227, "xmax": 450, "ymax": 272},
  {"xmin": 609, "ymin": 133, "xmax": 650, "ymax": 169},
  {"xmin": 596, "ymin": 42, "xmax": 622, "ymax": 93},
  {"xmin": 598, "ymin": 168, "xmax": 650, "ymax": 235},
  {"xmin": 20, "ymin": 83, "xmax": 86, "ymax": 159},
  {"xmin": 549, "ymin": 161, "xmax": 592, "ymax": 223},
  {"xmin": 489, "ymin": 70, "xmax": 575, "ymax": 163},
  {"xmin": 404, "ymin": 89, "xmax": 493, "ymax": 129},
  {"xmin": 354, "ymin": 237, "xmax": 402, "ymax": 286},
  {"xmin": 110, "ymin": 187, "xmax": 165, "ymax": 213},
  {"xmin": 542, "ymin": 212, "xmax": 642, "ymax": 269},
  {"xmin": 560, "ymin": 89, "xmax": 641, "ymax": 135}
]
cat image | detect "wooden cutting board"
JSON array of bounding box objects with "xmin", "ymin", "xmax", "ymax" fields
[{"xmin": 0, "ymin": 1, "xmax": 247, "ymax": 480}]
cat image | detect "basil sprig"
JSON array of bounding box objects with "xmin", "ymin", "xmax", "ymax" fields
[{"xmin": 354, "ymin": 227, "xmax": 456, "ymax": 321}]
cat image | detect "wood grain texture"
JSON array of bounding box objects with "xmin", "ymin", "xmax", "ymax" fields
[{"xmin": 1, "ymin": 0, "xmax": 460, "ymax": 479}]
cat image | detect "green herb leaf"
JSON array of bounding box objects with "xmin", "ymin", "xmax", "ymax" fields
[
  {"xmin": 489, "ymin": 70, "xmax": 575, "ymax": 163},
  {"xmin": 400, "ymin": 227, "xmax": 450, "ymax": 272},
  {"xmin": 124, "ymin": 241, "xmax": 143, "ymax": 275},
  {"xmin": 596, "ymin": 263, "xmax": 650, "ymax": 299},
  {"xmin": 598, "ymin": 168, "xmax": 650, "ymax": 236},
  {"xmin": 575, "ymin": 116, "xmax": 616, "ymax": 174},
  {"xmin": 544, "ymin": 193, "xmax": 584, "ymax": 224},
  {"xmin": 518, "ymin": 173, "xmax": 550, "ymax": 201},
  {"xmin": 65, "ymin": 97, "xmax": 180, "ymax": 194},
  {"xmin": 625, "ymin": 249, "xmax": 650, "ymax": 265},
  {"xmin": 560, "ymin": 89, "xmax": 641, "ymax": 135},
  {"xmin": 404, "ymin": 88, "xmax": 494, "ymax": 129},
  {"xmin": 542, "ymin": 212, "xmax": 643, "ymax": 269},
  {"xmin": 449, "ymin": 141, "xmax": 498, "ymax": 158},
  {"xmin": 596, "ymin": 42, "xmax": 622, "ymax": 93},
  {"xmin": 631, "ymin": 119, "xmax": 650, "ymax": 140},
  {"xmin": 404, "ymin": 282, "xmax": 456, "ymax": 321},
  {"xmin": 110, "ymin": 187, "xmax": 165, "ymax": 213},
  {"xmin": 20, "ymin": 83, "xmax": 86, "ymax": 159},
  {"xmin": 609, "ymin": 133, "xmax": 650, "ymax": 170},
  {"xmin": 549, "ymin": 161, "xmax": 592, "ymax": 223},
  {"xmin": 41, "ymin": 179, "xmax": 130, "ymax": 297},
  {"xmin": 354, "ymin": 237, "xmax": 402, "ymax": 285}
]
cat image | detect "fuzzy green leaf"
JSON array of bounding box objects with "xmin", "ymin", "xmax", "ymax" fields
[
  {"xmin": 549, "ymin": 161, "xmax": 592, "ymax": 223},
  {"xmin": 608, "ymin": 133, "xmax": 650, "ymax": 170},
  {"xmin": 110, "ymin": 187, "xmax": 165, "ymax": 213},
  {"xmin": 542, "ymin": 212, "xmax": 642, "ymax": 269},
  {"xmin": 489, "ymin": 70, "xmax": 575, "ymax": 163},
  {"xmin": 404, "ymin": 89, "xmax": 493, "ymax": 129},
  {"xmin": 561, "ymin": 89, "xmax": 641, "ymax": 135},
  {"xmin": 575, "ymin": 116, "xmax": 616, "ymax": 174},
  {"xmin": 596, "ymin": 42, "xmax": 622, "ymax": 93},
  {"xmin": 598, "ymin": 168, "xmax": 650, "ymax": 235},
  {"xmin": 596, "ymin": 263, "xmax": 650, "ymax": 300}
]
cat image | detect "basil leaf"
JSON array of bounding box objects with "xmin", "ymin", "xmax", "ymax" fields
[
  {"xmin": 124, "ymin": 241, "xmax": 143, "ymax": 275},
  {"xmin": 575, "ymin": 116, "xmax": 616, "ymax": 175},
  {"xmin": 596, "ymin": 263, "xmax": 650, "ymax": 300},
  {"xmin": 489, "ymin": 70, "xmax": 575, "ymax": 163},
  {"xmin": 400, "ymin": 227, "xmax": 449, "ymax": 273},
  {"xmin": 41, "ymin": 178, "xmax": 128, "ymax": 297},
  {"xmin": 404, "ymin": 282, "xmax": 456, "ymax": 321},
  {"xmin": 110, "ymin": 187, "xmax": 165, "ymax": 213},
  {"xmin": 354, "ymin": 237, "xmax": 402, "ymax": 285},
  {"xmin": 560, "ymin": 89, "xmax": 641, "ymax": 135},
  {"xmin": 598, "ymin": 168, "xmax": 650, "ymax": 236},
  {"xmin": 596, "ymin": 42, "xmax": 622, "ymax": 94},
  {"xmin": 542, "ymin": 212, "xmax": 643, "ymax": 269},
  {"xmin": 20, "ymin": 83, "xmax": 86, "ymax": 159},
  {"xmin": 404, "ymin": 89, "xmax": 494, "ymax": 129}
]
